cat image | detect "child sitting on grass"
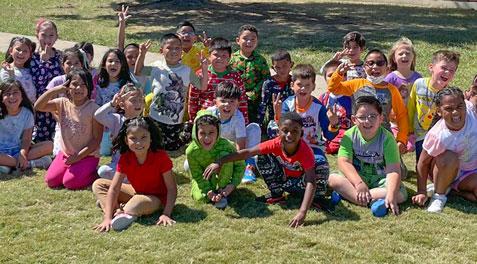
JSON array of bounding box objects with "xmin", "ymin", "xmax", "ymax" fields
[
  {"xmin": 94, "ymin": 116, "xmax": 177, "ymax": 232},
  {"xmin": 0, "ymin": 80, "xmax": 53, "ymax": 174},
  {"xmin": 186, "ymin": 110, "xmax": 245, "ymax": 209},
  {"xmin": 328, "ymin": 96, "xmax": 407, "ymax": 217},
  {"xmin": 230, "ymin": 24, "xmax": 270, "ymax": 123},
  {"xmin": 204, "ymin": 112, "xmax": 329, "ymax": 228},
  {"xmin": 412, "ymin": 88, "xmax": 477, "ymax": 213},
  {"xmin": 206, "ymin": 81, "xmax": 261, "ymax": 183}
]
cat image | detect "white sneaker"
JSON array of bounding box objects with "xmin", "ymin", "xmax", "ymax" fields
[
  {"xmin": 29, "ymin": 156, "xmax": 52, "ymax": 169},
  {"xmin": 111, "ymin": 213, "xmax": 137, "ymax": 231},
  {"xmin": 427, "ymin": 194, "xmax": 447, "ymax": 213},
  {"xmin": 426, "ymin": 183, "xmax": 451, "ymax": 198}
]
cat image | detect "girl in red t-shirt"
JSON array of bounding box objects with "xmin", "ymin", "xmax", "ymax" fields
[{"xmin": 93, "ymin": 116, "xmax": 177, "ymax": 232}]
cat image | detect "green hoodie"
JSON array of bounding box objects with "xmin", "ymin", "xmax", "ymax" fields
[{"xmin": 186, "ymin": 110, "xmax": 246, "ymax": 201}]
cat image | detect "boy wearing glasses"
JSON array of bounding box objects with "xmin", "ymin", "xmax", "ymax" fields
[
  {"xmin": 328, "ymin": 96, "xmax": 407, "ymax": 217},
  {"xmin": 176, "ymin": 21, "xmax": 211, "ymax": 72},
  {"xmin": 328, "ymin": 49, "xmax": 409, "ymax": 155}
]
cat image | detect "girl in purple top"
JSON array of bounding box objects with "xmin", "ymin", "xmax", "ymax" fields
[
  {"xmin": 385, "ymin": 37, "xmax": 422, "ymax": 104},
  {"xmin": 30, "ymin": 19, "xmax": 64, "ymax": 142},
  {"xmin": 385, "ymin": 37, "xmax": 422, "ymax": 153}
]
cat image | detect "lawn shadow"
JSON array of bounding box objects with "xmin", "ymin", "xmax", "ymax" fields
[
  {"xmin": 281, "ymin": 194, "xmax": 361, "ymax": 225},
  {"xmin": 0, "ymin": 170, "xmax": 39, "ymax": 182},
  {"xmin": 104, "ymin": 0, "xmax": 477, "ymax": 54},
  {"xmin": 445, "ymin": 195, "xmax": 477, "ymax": 214},
  {"xmin": 226, "ymin": 187, "xmax": 273, "ymax": 219},
  {"xmin": 136, "ymin": 203, "xmax": 207, "ymax": 225},
  {"xmin": 173, "ymin": 170, "xmax": 190, "ymax": 185}
]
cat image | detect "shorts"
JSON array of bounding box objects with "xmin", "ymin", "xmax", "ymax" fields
[
  {"xmin": 452, "ymin": 168, "xmax": 477, "ymax": 191},
  {"xmin": 0, "ymin": 147, "xmax": 21, "ymax": 158},
  {"xmin": 335, "ymin": 172, "xmax": 408, "ymax": 200}
]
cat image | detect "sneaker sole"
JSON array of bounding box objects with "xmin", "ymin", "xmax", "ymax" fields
[{"xmin": 111, "ymin": 216, "xmax": 136, "ymax": 231}]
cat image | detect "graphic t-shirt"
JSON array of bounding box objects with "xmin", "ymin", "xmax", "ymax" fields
[
  {"xmin": 338, "ymin": 126, "xmax": 400, "ymax": 187},
  {"xmin": 259, "ymin": 137, "xmax": 315, "ymax": 178},
  {"xmin": 407, "ymin": 77, "xmax": 441, "ymax": 141},
  {"xmin": 384, "ymin": 71, "xmax": 422, "ymax": 104},
  {"xmin": 281, "ymin": 96, "xmax": 336, "ymax": 150},
  {"xmin": 147, "ymin": 61, "xmax": 200, "ymax": 125}
]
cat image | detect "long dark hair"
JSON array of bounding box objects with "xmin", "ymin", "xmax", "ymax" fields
[
  {"xmin": 0, "ymin": 79, "xmax": 34, "ymax": 119},
  {"xmin": 112, "ymin": 116, "xmax": 163, "ymax": 154},
  {"xmin": 98, "ymin": 48, "xmax": 131, "ymax": 88},
  {"xmin": 4, "ymin": 37, "xmax": 36, "ymax": 66},
  {"xmin": 429, "ymin": 87, "xmax": 465, "ymax": 129}
]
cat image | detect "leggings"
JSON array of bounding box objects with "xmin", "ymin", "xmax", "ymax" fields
[{"xmin": 45, "ymin": 151, "xmax": 99, "ymax": 190}]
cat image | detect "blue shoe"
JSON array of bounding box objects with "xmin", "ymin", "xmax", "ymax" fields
[
  {"xmin": 0, "ymin": 166, "xmax": 11, "ymax": 174},
  {"xmin": 330, "ymin": 191, "xmax": 342, "ymax": 206},
  {"xmin": 371, "ymin": 199, "xmax": 388, "ymax": 217},
  {"xmin": 241, "ymin": 165, "xmax": 257, "ymax": 184},
  {"xmin": 214, "ymin": 197, "xmax": 228, "ymax": 210}
]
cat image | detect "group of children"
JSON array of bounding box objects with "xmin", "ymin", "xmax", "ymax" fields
[{"xmin": 1, "ymin": 8, "xmax": 477, "ymax": 232}]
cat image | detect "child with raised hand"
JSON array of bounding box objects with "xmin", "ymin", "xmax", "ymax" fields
[
  {"xmin": 96, "ymin": 49, "xmax": 133, "ymax": 156},
  {"xmin": 320, "ymin": 31, "xmax": 366, "ymax": 80},
  {"xmin": 318, "ymin": 60, "xmax": 352, "ymax": 154},
  {"xmin": 34, "ymin": 69, "xmax": 102, "ymax": 190},
  {"xmin": 95, "ymin": 83, "xmax": 144, "ymax": 180},
  {"xmin": 230, "ymin": 24, "xmax": 270, "ymax": 123},
  {"xmin": 204, "ymin": 112, "xmax": 324, "ymax": 227},
  {"xmin": 116, "ymin": 5, "xmax": 150, "ymax": 89},
  {"xmin": 93, "ymin": 116, "xmax": 177, "ymax": 232},
  {"xmin": 144, "ymin": 33, "xmax": 208, "ymax": 152},
  {"xmin": 1, "ymin": 37, "xmax": 37, "ymax": 103},
  {"xmin": 31, "ymin": 18, "xmax": 64, "ymax": 142},
  {"xmin": 0, "ymin": 80, "xmax": 53, "ymax": 174},
  {"xmin": 328, "ymin": 96, "xmax": 407, "ymax": 217},
  {"xmin": 257, "ymin": 49, "xmax": 294, "ymax": 131},
  {"xmin": 45, "ymin": 47, "xmax": 89, "ymax": 156},
  {"xmin": 188, "ymin": 37, "xmax": 248, "ymax": 122},
  {"xmin": 328, "ymin": 49, "xmax": 409, "ymax": 155},
  {"xmin": 206, "ymin": 81, "xmax": 261, "ymax": 183},
  {"xmin": 186, "ymin": 110, "xmax": 245, "ymax": 209},
  {"xmin": 176, "ymin": 21, "xmax": 211, "ymax": 72},
  {"xmin": 408, "ymin": 50, "xmax": 460, "ymax": 165},
  {"xmin": 274, "ymin": 64, "xmax": 339, "ymax": 202},
  {"xmin": 464, "ymin": 74, "xmax": 477, "ymax": 107},
  {"xmin": 412, "ymin": 88, "xmax": 477, "ymax": 213}
]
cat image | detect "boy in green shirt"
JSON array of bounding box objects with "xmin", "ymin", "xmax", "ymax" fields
[
  {"xmin": 328, "ymin": 96, "xmax": 407, "ymax": 217},
  {"xmin": 230, "ymin": 24, "xmax": 270, "ymax": 123}
]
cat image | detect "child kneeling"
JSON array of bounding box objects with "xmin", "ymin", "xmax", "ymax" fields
[
  {"xmin": 328, "ymin": 96, "xmax": 407, "ymax": 217},
  {"xmin": 204, "ymin": 112, "xmax": 329, "ymax": 227},
  {"xmin": 186, "ymin": 110, "xmax": 245, "ymax": 209},
  {"xmin": 93, "ymin": 117, "xmax": 177, "ymax": 232}
]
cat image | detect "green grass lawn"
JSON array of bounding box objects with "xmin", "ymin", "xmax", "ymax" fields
[{"xmin": 1, "ymin": 1, "xmax": 477, "ymax": 263}]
